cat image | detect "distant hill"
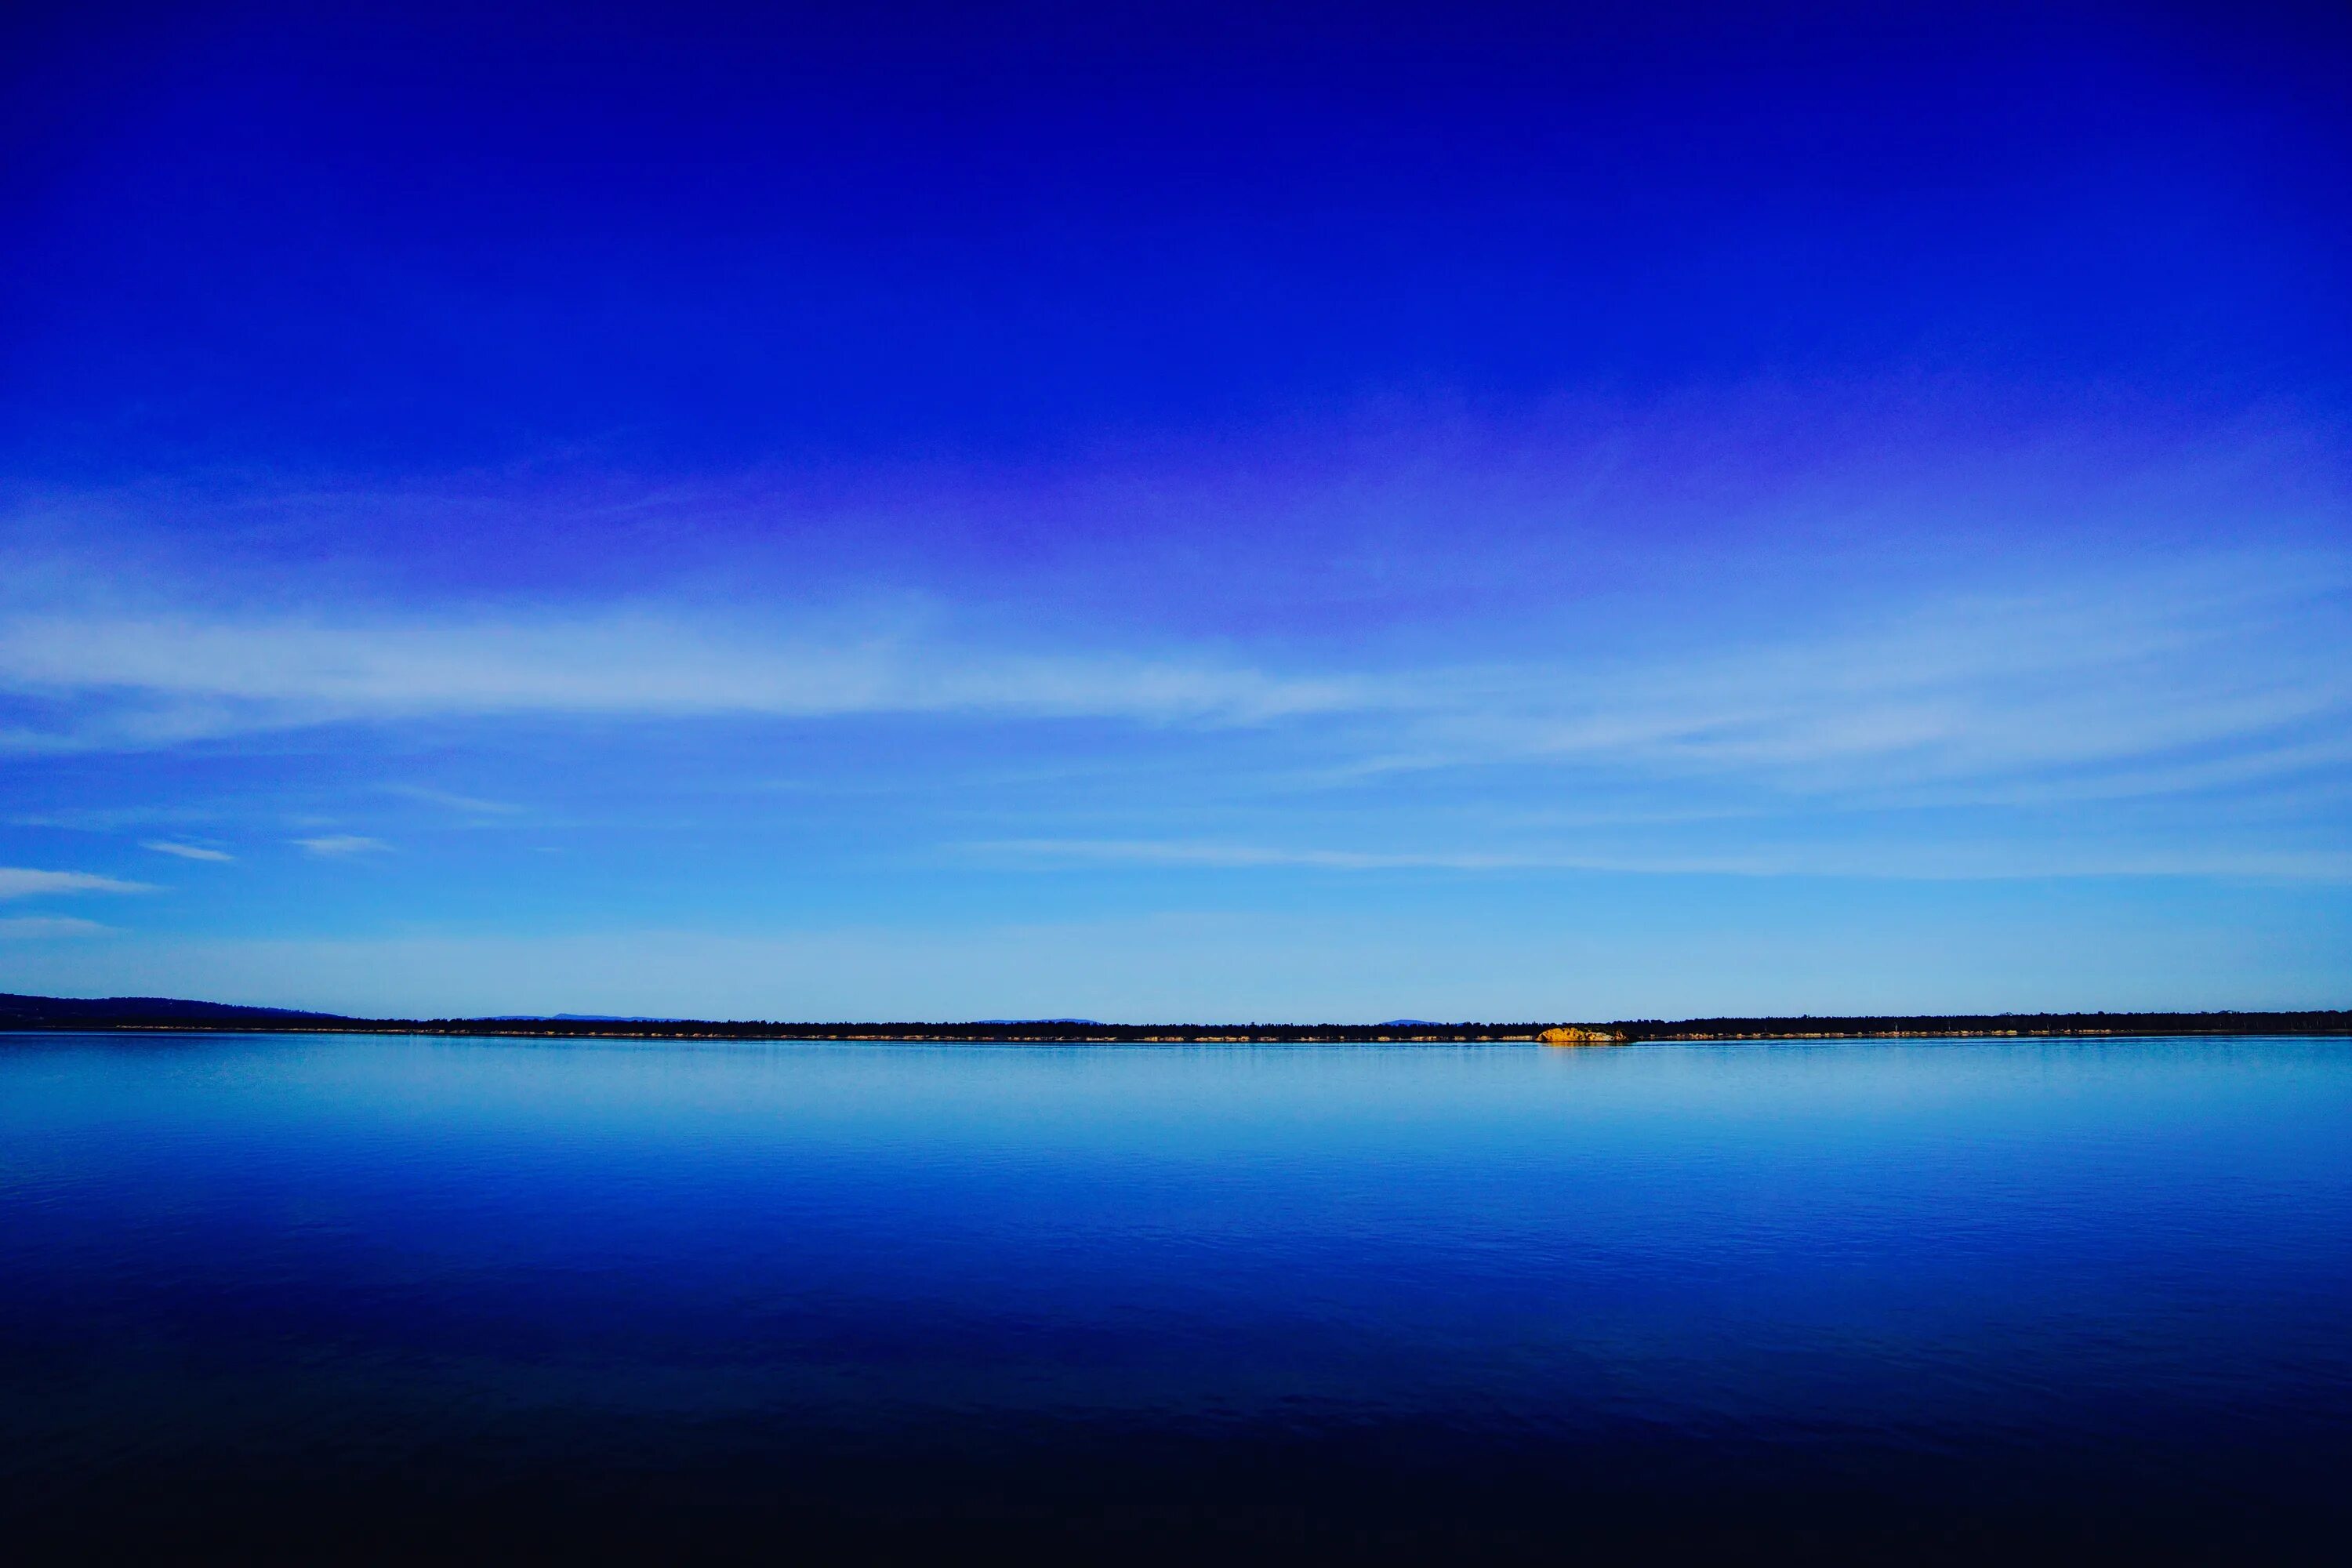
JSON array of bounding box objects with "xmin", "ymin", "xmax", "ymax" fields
[{"xmin": 0, "ymin": 993, "xmax": 349, "ymax": 1025}]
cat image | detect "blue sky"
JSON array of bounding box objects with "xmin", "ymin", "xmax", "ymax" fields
[{"xmin": 2, "ymin": 2, "xmax": 2347, "ymax": 1018}]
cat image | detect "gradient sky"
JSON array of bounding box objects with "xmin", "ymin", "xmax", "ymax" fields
[{"xmin": 2, "ymin": 1, "xmax": 2347, "ymax": 1019}]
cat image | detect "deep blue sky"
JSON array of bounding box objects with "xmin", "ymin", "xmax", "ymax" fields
[{"xmin": 3, "ymin": 1, "xmax": 2347, "ymax": 1018}]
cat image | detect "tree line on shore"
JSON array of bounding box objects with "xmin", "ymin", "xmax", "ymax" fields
[{"xmin": 4, "ymin": 993, "xmax": 2347, "ymax": 1040}]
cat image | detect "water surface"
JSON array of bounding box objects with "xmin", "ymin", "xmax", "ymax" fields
[{"xmin": 2, "ymin": 1033, "xmax": 2347, "ymax": 1560}]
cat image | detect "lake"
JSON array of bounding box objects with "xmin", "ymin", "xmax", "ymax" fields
[{"xmin": 2, "ymin": 1033, "xmax": 2347, "ymax": 1562}]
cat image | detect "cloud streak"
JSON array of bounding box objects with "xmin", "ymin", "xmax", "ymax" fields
[
  {"xmin": 0, "ymin": 606, "xmax": 1362, "ymax": 749},
  {"xmin": 979, "ymin": 838, "xmax": 2352, "ymax": 884},
  {"xmin": 0, "ymin": 868, "xmax": 154, "ymax": 899},
  {"xmin": 294, "ymin": 836, "xmax": 393, "ymax": 857},
  {"xmin": 0, "ymin": 532, "xmax": 2344, "ymax": 813},
  {"xmin": 381, "ymin": 786, "xmax": 522, "ymax": 815},
  {"xmin": 1338, "ymin": 561, "xmax": 2352, "ymax": 800},
  {"xmin": 0, "ymin": 915, "xmax": 113, "ymax": 938},
  {"xmin": 143, "ymin": 840, "xmax": 234, "ymax": 862}
]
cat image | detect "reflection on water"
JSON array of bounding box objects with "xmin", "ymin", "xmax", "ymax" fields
[{"xmin": 2, "ymin": 1034, "xmax": 2348, "ymax": 1561}]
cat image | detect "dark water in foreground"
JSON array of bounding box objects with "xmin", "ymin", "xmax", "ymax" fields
[{"xmin": 2, "ymin": 1033, "xmax": 2348, "ymax": 1563}]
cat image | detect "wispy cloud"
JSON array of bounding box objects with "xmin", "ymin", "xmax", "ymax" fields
[
  {"xmin": 294, "ymin": 835, "xmax": 393, "ymax": 857},
  {"xmin": 0, "ymin": 492, "xmax": 2344, "ymax": 816},
  {"xmin": 0, "ymin": 867, "xmax": 154, "ymax": 899},
  {"xmin": 381, "ymin": 785, "xmax": 523, "ymax": 815},
  {"xmin": 0, "ymin": 915, "xmax": 112, "ymax": 938},
  {"xmin": 143, "ymin": 840, "xmax": 234, "ymax": 862},
  {"xmin": 978, "ymin": 838, "xmax": 2352, "ymax": 883},
  {"xmin": 0, "ymin": 605, "xmax": 1361, "ymax": 753},
  {"xmin": 1334, "ymin": 560, "xmax": 2352, "ymax": 800},
  {"xmin": 979, "ymin": 839, "xmax": 1563, "ymax": 872}
]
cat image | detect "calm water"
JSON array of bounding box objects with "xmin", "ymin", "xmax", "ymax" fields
[{"xmin": 2, "ymin": 1033, "xmax": 2348, "ymax": 1562}]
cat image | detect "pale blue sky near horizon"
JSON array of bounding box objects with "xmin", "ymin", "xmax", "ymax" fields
[{"xmin": 2, "ymin": 2, "xmax": 2347, "ymax": 1018}]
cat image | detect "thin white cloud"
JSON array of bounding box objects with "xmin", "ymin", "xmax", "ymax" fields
[
  {"xmin": 0, "ymin": 606, "xmax": 1362, "ymax": 750},
  {"xmin": 381, "ymin": 785, "xmax": 522, "ymax": 815},
  {"xmin": 295, "ymin": 835, "xmax": 393, "ymax": 857},
  {"xmin": 0, "ymin": 530, "xmax": 2343, "ymax": 815},
  {"xmin": 981, "ymin": 839, "xmax": 1559, "ymax": 872},
  {"xmin": 0, "ymin": 867, "xmax": 154, "ymax": 899},
  {"xmin": 143, "ymin": 840, "xmax": 234, "ymax": 862},
  {"xmin": 0, "ymin": 915, "xmax": 112, "ymax": 938},
  {"xmin": 1333, "ymin": 561, "xmax": 2352, "ymax": 797},
  {"xmin": 978, "ymin": 838, "xmax": 2352, "ymax": 883}
]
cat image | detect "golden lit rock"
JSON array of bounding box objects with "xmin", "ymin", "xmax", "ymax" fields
[{"xmin": 1539, "ymin": 1027, "xmax": 1627, "ymax": 1046}]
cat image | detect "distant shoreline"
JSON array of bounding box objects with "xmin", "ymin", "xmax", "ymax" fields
[{"xmin": 2, "ymin": 995, "xmax": 2347, "ymax": 1043}]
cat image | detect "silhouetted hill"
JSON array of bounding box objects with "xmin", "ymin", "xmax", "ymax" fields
[{"xmin": 0, "ymin": 993, "xmax": 349, "ymax": 1025}]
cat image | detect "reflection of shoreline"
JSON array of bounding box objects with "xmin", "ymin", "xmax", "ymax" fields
[{"xmin": 3, "ymin": 996, "xmax": 2347, "ymax": 1045}]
